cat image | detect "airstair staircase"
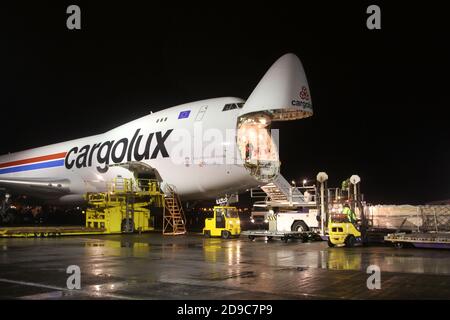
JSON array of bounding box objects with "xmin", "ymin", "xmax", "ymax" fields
[
  {"xmin": 260, "ymin": 174, "xmax": 305, "ymax": 205},
  {"xmin": 163, "ymin": 185, "xmax": 187, "ymax": 235}
]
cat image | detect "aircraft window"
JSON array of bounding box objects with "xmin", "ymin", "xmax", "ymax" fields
[
  {"xmin": 164, "ymin": 117, "xmax": 167, "ymax": 121},
  {"xmin": 156, "ymin": 119, "xmax": 159, "ymax": 123}
]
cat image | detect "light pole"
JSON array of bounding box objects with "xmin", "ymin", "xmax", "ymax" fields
[{"xmin": 316, "ymin": 172, "xmax": 329, "ymax": 236}]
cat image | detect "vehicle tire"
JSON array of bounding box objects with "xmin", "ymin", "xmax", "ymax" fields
[
  {"xmin": 248, "ymin": 235, "xmax": 255, "ymax": 241},
  {"xmin": 292, "ymin": 220, "xmax": 309, "ymax": 232},
  {"xmin": 221, "ymin": 230, "xmax": 231, "ymax": 239},
  {"xmin": 394, "ymin": 242, "xmax": 404, "ymax": 249},
  {"xmin": 204, "ymin": 230, "xmax": 211, "ymax": 238},
  {"xmin": 327, "ymin": 239, "xmax": 335, "ymax": 247},
  {"xmin": 345, "ymin": 235, "xmax": 356, "ymax": 248},
  {"xmin": 267, "ymin": 236, "xmax": 273, "ymax": 241}
]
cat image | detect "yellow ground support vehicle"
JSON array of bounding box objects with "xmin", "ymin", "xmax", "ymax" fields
[
  {"xmin": 327, "ymin": 213, "xmax": 363, "ymax": 247},
  {"xmin": 85, "ymin": 192, "xmax": 152, "ymax": 233},
  {"xmin": 203, "ymin": 206, "xmax": 241, "ymax": 239},
  {"xmin": 85, "ymin": 178, "xmax": 165, "ymax": 233},
  {"xmin": 0, "ymin": 178, "xmax": 164, "ymax": 238}
]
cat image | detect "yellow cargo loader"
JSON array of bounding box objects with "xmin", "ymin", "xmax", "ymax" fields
[
  {"xmin": 327, "ymin": 213, "xmax": 365, "ymax": 247},
  {"xmin": 0, "ymin": 178, "xmax": 164, "ymax": 238}
]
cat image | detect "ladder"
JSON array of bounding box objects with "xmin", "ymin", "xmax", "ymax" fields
[{"xmin": 163, "ymin": 185, "xmax": 186, "ymax": 235}]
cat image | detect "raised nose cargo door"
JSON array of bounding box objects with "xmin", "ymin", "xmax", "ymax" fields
[
  {"xmin": 236, "ymin": 53, "xmax": 313, "ymax": 183},
  {"xmin": 238, "ymin": 53, "xmax": 313, "ymax": 121}
]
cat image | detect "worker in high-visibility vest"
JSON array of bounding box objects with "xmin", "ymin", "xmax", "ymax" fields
[
  {"xmin": 341, "ymin": 179, "xmax": 350, "ymax": 192},
  {"xmin": 342, "ymin": 204, "xmax": 356, "ymax": 224}
]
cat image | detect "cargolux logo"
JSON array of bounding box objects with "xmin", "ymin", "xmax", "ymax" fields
[
  {"xmin": 64, "ymin": 129, "xmax": 173, "ymax": 173},
  {"xmin": 291, "ymin": 86, "xmax": 312, "ymax": 110},
  {"xmin": 299, "ymin": 86, "xmax": 310, "ymax": 101}
]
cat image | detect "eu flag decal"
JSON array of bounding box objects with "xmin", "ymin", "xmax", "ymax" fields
[{"xmin": 178, "ymin": 110, "xmax": 191, "ymax": 119}]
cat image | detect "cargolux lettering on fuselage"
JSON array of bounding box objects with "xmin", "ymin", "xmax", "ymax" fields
[{"xmin": 64, "ymin": 129, "xmax": 173, "ymax": 173}]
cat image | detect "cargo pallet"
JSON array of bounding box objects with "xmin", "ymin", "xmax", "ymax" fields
[
  {"xmin": 384, "ymin": 232, "xmax": 450, "ymax": 249},
  {"xmin": 0, "ymin": 226, "xmax": 108, "ymax": 238}
]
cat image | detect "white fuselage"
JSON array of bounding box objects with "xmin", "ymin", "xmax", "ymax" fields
[{"xmin": 0, "ymin": 97, "xmax": 262, "ymax": 203}]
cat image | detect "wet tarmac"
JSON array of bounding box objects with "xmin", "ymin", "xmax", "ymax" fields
[{"xmin": 1, "ymin": 233, "xmax": 450, "ymax": 299}]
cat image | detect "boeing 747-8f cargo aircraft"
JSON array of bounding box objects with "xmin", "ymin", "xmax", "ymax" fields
[{"xmin": 0, "ymin": 53, "xmax": 312, "ymax": 204}]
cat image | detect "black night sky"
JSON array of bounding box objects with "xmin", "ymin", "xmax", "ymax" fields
[{"xmin": 2, "ymin": 1, "xmax": 449, "ymax": 204}]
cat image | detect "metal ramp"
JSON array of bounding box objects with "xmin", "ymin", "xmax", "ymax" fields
[{"xmin": 163, "ymin": 185, "xmax": 187, "ymax": 235}]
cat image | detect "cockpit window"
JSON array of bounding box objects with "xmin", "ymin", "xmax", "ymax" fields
[
  {"xmin": 222, "ymin": 103, "xmax": 238, "ymax": 111},
  {"xmin": 223, "ymin": 103, "xmax": 244, "ymax": 111}
]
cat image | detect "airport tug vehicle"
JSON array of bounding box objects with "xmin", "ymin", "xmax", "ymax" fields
[{"xmin": 203, "ymin": 206, "xmax": 241, "ymax": 239}]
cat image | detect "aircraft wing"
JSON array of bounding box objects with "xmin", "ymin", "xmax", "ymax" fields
[{"xmin": 0, "ymin": 177, "xmax": 71, "ymax": 199}]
